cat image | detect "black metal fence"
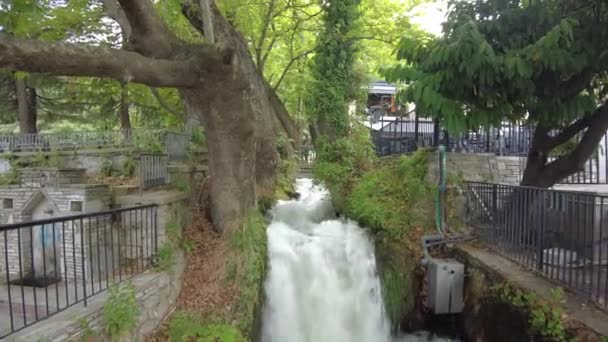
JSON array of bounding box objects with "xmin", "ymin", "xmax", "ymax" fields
[
  {"xmin": 139, "ymin": 154, "xmax": 168, "ymax": 192},
  {"xmin": 368, "ymin": 115, "xmax": 608, "ymax": 184},
  {"xmin": 368, "ymin": 117, "xmax": 535, "ymax": 157},
  {"xmin": 0, "ymin": 205, "xmax": 158, "ymax": 338},
  {"xmin": 465, "ymin": 181, "xmax": 607, "ymax": 311}
]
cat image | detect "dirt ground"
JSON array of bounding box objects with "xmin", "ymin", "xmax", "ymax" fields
[{"xmin": 147, "ymin": 187, "xmax": 238, "ymax": 341}]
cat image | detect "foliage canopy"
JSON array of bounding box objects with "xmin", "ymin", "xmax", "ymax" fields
[{"xmin": 385, "ymin": 0, "xmax": 608, "ymax": 132}]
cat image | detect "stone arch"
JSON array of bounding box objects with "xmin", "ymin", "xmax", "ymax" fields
[{"xmin": 19, "ymin": 189, "xmax": 63, "ymax": 282}]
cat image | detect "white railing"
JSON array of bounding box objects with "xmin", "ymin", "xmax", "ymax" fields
[
  {"xmin": 0, "ymin": 129, "xmax": 164, "ymax": 152},
  {"xmin": 0, "ymin": 129, "xmax": 190, "ymax": 161}
]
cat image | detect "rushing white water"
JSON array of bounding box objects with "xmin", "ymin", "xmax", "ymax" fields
[{"xmin": 262, "ymin": 178, "xmax": 457, "ymax": 342}]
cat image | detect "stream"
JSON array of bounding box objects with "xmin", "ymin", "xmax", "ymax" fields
[{"xmin": 261, "ymin": 178, "xmax": 459, "ymax": 342}]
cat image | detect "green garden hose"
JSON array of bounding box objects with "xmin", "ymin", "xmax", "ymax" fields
[{"xmin": 435, "ymin": 145, "xmax": 447, "ymax": 236}]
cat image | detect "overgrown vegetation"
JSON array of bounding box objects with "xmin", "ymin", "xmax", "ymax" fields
[
  {"xmin": 122, "ymin": 157, "xmax": 136, "ymax": 177},
  {"xmin": 347, "ymin": 149, "xmax": 432, "ymax": 237},
  {"xmin": 155, "ymin": 203, "xmax": 191, "ymax": 272},
  {"xmin": 99, "ymin": 159, "xmax": 113, "ymax": 177},
  {"xmin": 313, "ymin": 126, "xmax": 435, "ymax": 329},
  {"xmin": 0, "ymin": 155, "xmax": 21, "ymax": 185},
  {"xmin": 166, "ymin": 311, "xmax": 246, "ymax": 342},
  {"xmin": 173, "ymin": 174, "xmax": 192, "ymax": 193},
  {"xmin": 156, "ymin": 242, "xmax": 175, "ymax": 272},
  {"xmin": 492, "ymin": 283, "xmax": 570, "ymax": 342},
  {"xmin": 163, "ymin": 209, "xmax": 267, "ymax": 341},
  {"xmin": 225, "ymin": 209, "xmax": 268, "ymax": 336},
  {"xmin": 103, "ymin": 282, "xmax": 140, "ymax": 340},
  {"xmin": 312, "ymin": 123, "xmax": 375, "ymax": 209}
]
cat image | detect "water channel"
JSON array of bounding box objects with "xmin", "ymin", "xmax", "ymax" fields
[{"xmin": 261, "ymin": 178, "xmax": 459, "ymax": 342}]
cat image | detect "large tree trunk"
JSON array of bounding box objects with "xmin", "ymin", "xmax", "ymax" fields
[
  {"xmin": 183, "ymin": 2, "xmax": 299, "ymax": 195},
  {"xmin": 15, "ymin": 76, "xmax": 37, "ymax": 134},
  {"xmin": 119, "ymin": 82, "xmax": 131, "ymax": 130},
  {"xmin": 183, "ymin": 87, "xmax": 257, "ymax": 231}
]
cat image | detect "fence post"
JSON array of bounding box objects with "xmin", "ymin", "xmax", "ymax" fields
[
  {"xmin": 414, "ymin": 113, "xmax": 419, "ymax": 146},
  {"xmin": 79, "ymin": 218, "xmax": 87, "ymax": 307},
  {"xmin": 433, "ymin": 119, "xmax": 440, "ymax": 147},
  {"xmin": 537, "ymin": 190, "xmax": 545, "ymax": 271},
  {"xmin": 492, "ymin": 184, "xmax": 498, "ymax": 224},
  {"xmin": 138, "ymin": 155, "xmax": 143, "ymax": 195}
]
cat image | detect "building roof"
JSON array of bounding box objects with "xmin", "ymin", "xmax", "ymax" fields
[{"xmin": 369, "ymin": 80, "xmax": 397, "ymax": 95}]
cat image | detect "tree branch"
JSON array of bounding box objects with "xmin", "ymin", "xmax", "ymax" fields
[
  {"xmin": 199, "ymin": 0, "xmax": 215, "ymax": 43},
  {"xmin": 255, "ymin": 0, "xmax": 277, "ymax": 69},
  {"xmin": 102, "ymin": 0, "xmax": 132, "ymax": 40},
  {"xmin": 150, "ymin": 87, "xmax": 185, "ymax": 118},
  {"xmin": 546, "ymin": 116, "xmax": 592, "ymax": 149},
  {"xmin": 272, "ymin": 48, "xmax": 316, "ymax": 91},
  {"xmin": 116, "ymin": 0, "xmax": 180, "ymax": 57},
  {"xmin": 0, "ymin": 34, "xmax": 203, "ymax": 88},
  {"xmin": 543, "ymin": 102, "xmax": 608, "ymax": 182}
]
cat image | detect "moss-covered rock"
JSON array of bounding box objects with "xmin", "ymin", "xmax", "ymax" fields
[
  {"xmin": 315, "ymin": 148, "xmax": 437, "ymax": 330},
  {"xmin": 375, "ymin": 236, "xmax": 418, "ymax": 331}
]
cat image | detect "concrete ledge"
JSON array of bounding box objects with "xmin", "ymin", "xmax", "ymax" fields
[
  {"xmin": 115, "ymin": 191, "xmax": 189, "ymax": 207},
  {"xmin": 454, "ymin": 243, "xmax": 608, "ymax": 337}
]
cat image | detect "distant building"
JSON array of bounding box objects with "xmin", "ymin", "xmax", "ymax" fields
[{"xmin": 367, "ymin": 80, "xmax": 414, "ymax": 119}]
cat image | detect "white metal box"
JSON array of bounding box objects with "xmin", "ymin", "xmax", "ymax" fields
[{"xmin": 426, "ymin": 258, "xmax": 465, "ymax": 314}]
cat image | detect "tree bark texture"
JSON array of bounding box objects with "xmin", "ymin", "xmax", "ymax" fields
[
  {"xmin": 181, "ymin": 1, "xmax": 300, "ymax": 193},
  {"xmin": 0, "ymin": 0, "xmax": 299, "ymax": 233},
  {"xmin": 14, "ymin": 76, "xmax": 37, "ymax": 134},
  {"xmin": 119, "ymin": 82, "xmax": 131, "ymax": 130}
]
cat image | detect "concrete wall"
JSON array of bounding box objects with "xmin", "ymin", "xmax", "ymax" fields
[
  {"xmin": 0, "ymin": 149, "xmax": 131, "ymax": 176},
  {"xmin": 452, "ymin": 244, "xmax": 607, "ymax": 340}
]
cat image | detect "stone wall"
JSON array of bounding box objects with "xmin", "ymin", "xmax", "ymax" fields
[
  {"xmin": 21, "ymin": 168, "xmax": 87, "ymax": 187},
  {"xmin": 6, "ymin": 191, "xmax": 189, "ymax": 341},
  {"xmin": 427, "ymin": 151, "xmax": 523, "ymax": 185},
  {"xmin": 7, "ymin": 252, "xmax": 186, "ymax": 342},
  {"xmin": 0, "ymin": 184, "xmax": 111, "ymax": 281},
  {"xmin": 0, "ymin": 148, "xmax": 209, "ymax": 177}
]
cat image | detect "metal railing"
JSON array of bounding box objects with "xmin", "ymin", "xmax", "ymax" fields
[
  {"xmin": 0, "ymin": 129, "xmax": 191, "ymax": 161},
  {"xmin": 368, "ymin": 116, "xmax": 534, "ymax": 157},
  {"xmin": 139, "ymin": 154, "xmax": 168, "ymax": 192},
  {"xmin": 464, "ymin": 181, "xmax": 608, "ymax": 311},
  {"xmin": 368, "ymin": 115, "xmax": 608, "ymax": 184},
  {"xmin": 0, "ymin": 205, "xmax": 158, "ymax": 338}
]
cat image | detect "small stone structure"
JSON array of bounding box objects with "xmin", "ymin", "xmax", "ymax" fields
[{"xmin": 0, "ymin": 168, "xmax": 111, "ymax": 284}]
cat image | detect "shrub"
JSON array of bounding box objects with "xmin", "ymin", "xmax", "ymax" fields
[
  {"xmin": 191, "ymin": 127, "xmax": 206, "ymax": 147},
  {"xmin": 493, "ymin": 283, "xmax": 569, "ymax": 341},
  {"xmin": 346, "ymin": 149, "xmax": 432, "ymax": 238},
  {"xmin": 312, "ymin": 122, "xmax": 375, "ymax": 209},
  {"xmin": 122, "ymin": 158, "xmax": 136, "ymax": 177},
  {"xmin": 156, "ymin": 242, "xmax": 175, "ymax": 272},
  {"xmin": 226, "ymin": 209, "xmax": 267, "ymax": 335},
  {"xmin": 99, "ymin": 160, "xmax": 113, "ymax": 177},
  {"xmin": 103, "ymin": 283, "xmax": 139, "ymax": 340},
  {"xmin": 173, "ymin": 175, "xmax": 191, "ymax": 193},
  {"xmin": 167, "ymin": 311, "xmax": 246, "ymax": 342}
]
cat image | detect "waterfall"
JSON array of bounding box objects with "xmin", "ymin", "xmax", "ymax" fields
[{"xmin": 261, "ymin": 179, "xmax": 457, "ymax": 342}]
